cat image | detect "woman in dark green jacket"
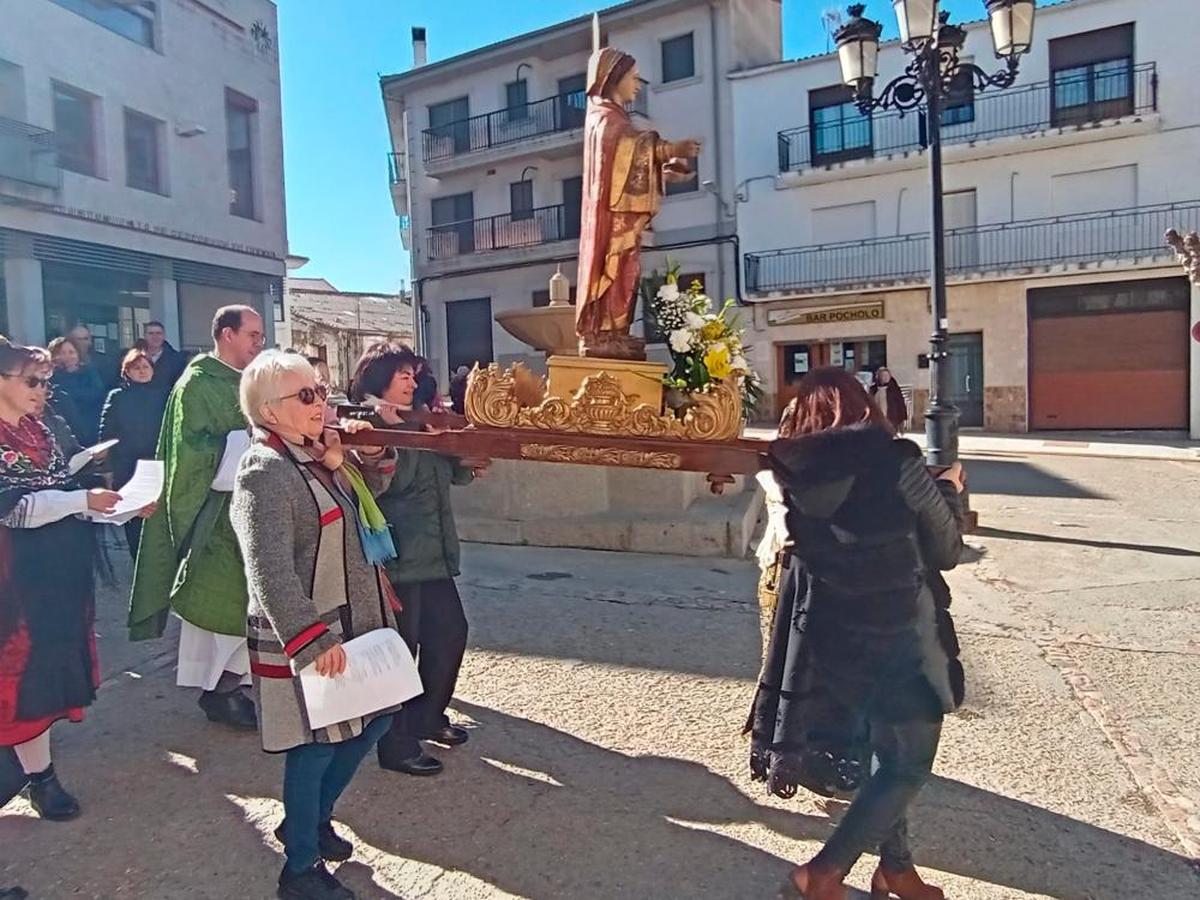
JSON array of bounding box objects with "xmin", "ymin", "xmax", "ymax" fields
[{"xmin": 349, "ymin": 343, "xmax": 476, "ymax": 777}]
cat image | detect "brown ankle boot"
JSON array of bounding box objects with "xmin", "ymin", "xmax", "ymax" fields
[
  {"xmin": 781, "ymin": 863, "xmax": 847, "ymax": 899},
  {"xmin": 870, "ymin": 865, "xmax": 945, "ymax": 900}
]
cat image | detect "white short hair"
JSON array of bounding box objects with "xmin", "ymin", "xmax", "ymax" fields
[{"xmin": 239, "ymin": 349, "xmax": 316, "ymax": 427}]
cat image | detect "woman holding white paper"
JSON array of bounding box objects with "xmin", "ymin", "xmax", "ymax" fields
[
  {"xmin": 230, "ymin": 351, "xmax": 402, "ymax": 900},
  {"xmin": 0, "ymin": 343, "xmax": 154, "ymax": 822}
]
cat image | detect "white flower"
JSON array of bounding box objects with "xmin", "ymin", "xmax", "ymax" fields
[
  {"xmin": 731, "ymin": 355, "xmax": 748, "ymax": 372},
  {"xmin": 684, "ymin": 312, "xmax": 705, "ymax": 329},
  {"xmin": 656, "ymin": 282, "xmax": 680, "ymax": 302},
  {"xmin": 668, "ymin": 328, "xmax": 693, "ymax": 353}
]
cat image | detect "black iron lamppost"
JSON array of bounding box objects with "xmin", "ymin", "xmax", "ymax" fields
[{"xmin": 835, "ymin": 0, "xmax": 1035, "ymax": 466}]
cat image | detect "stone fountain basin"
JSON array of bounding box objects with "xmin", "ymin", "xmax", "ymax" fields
[{"xmin": 495, "ymin": 304, "xmax": 577, "ymax": 356}]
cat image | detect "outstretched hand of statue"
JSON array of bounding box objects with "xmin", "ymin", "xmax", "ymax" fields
[{"xmin": 671, "ymin": 138, "xmax": 702, "ymax": 158}]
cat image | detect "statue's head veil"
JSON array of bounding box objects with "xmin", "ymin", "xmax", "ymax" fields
[{"xmin": 587, "ymin": 47, "xmax": 635, "ymax": 98}]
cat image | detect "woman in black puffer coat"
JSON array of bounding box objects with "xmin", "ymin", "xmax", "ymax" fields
[
  {"xmin": 749, "ymin": 367, "xmax": 965, "ymax": 900},
  {"xmin": 98, "ymin": 348, "xmax": 167, "ymax": 557}
]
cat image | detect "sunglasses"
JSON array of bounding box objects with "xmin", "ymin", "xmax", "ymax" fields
[
  {"xmin": 1, "ymin": 374, "xmax": 51, "ymax": 389},
  {"xmin": 275, "ymin": 384, "xmax": 328, "ymax": 406}
]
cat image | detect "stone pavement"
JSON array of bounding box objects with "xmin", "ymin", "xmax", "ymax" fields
[{"xmin": 3, "ymin": 452, "xmax": 1200, "ymax": 899}]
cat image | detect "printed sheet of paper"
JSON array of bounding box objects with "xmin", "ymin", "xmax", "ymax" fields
[
  {"xmin": 108, "ymin": 460, "xmax": 164, "ymax": 518},
  {"xmin": 299, "ymin": 628, "xmax": 423, "ymax": 731},
  {"xmin": 69, "ymin": 439, "xmax": 119, "ymax": 475}
]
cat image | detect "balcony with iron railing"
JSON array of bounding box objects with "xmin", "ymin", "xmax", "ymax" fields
[
  {"xmin": 426, "ymin": 203, "xmax": 579, "ymax": 261},
  {"xmin": 744, "ymin": 200, "xmax": 1200, "ymax": 295},
  {"xmin": 421, "ymin": 83, "xmax": 649, "ymax": 167},
  {"xmin": 777, "ymin": 62, "xmax": 1157, "ymax": 174},
  {"xmin": 0, "ymin": 116, "xmax": 61, "ymax": 191}
]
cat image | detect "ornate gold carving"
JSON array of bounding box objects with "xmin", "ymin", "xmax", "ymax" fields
[
  {"xmin": 465, "ymin": 363, "xmax": 742, "ymax": 442},
  {"xmin": 519, "ymin": 443, "xmax": 682, "ymax": 469}
]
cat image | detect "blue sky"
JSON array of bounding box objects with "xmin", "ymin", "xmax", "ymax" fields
[{"xmin": 278, "ymin": 0, "xmax": 983, "ymax": 292}]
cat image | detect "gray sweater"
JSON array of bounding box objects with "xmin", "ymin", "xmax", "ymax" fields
[{"xmin": 231, "ymin": 436, "xmax": 398, "ymax": 752}]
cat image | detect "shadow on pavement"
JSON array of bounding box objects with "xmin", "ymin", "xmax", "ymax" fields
[
  {"xmin": 3, "ymin": 685, "xmax": 1197, "ymax": 898},
  {"xmin": 965, "ymin": 459, "xmax": 1111, "ymax": 500},
  {"xmin": 975, "ymin": 526, "xmax": 1200, "ymax": 558}
]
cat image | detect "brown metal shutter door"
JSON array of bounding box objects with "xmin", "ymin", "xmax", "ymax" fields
[{"xmin": 1029, "ymin": 308, "xmax": 1189, "ymax": 430}]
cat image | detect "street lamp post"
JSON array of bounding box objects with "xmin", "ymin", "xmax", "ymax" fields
[{"xmin": 835, "ymin": 0, "xmax": 1035, "ymax": 466}]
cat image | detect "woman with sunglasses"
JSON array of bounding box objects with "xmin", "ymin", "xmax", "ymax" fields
[
  {"xmin": 0, "ymin": 343, "xmax": 155, "ymax": 821},
  {"xmin": 230, "ymin": 350, "xmax": 400, "ymax": 900}
]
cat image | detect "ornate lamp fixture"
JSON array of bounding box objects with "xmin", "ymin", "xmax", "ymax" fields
[{"xmin": 833, "ymin": 1, "xmax": 1037, "ymax": 466}]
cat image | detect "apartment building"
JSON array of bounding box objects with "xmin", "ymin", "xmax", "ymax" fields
[
  {"xmin": 381, "ymin": 0, "xmax": 783, "ymax": 385},
  {"xmin": 0, "ymin": 0, "xmax": 287, "ymax": 365},
  {"xmin": 732, "ymin": 0, "xmax": 1200, "ymax": 434}
]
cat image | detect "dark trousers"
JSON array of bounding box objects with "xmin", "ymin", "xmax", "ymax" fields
[
  {"xmin": 377, "ymin": 578, "xmax": 468, "ymax": 762},
  {"xmin": 281, "ymin": 714, "xmax": 392, "ymax": 874},
  {"xmin": 813, "ymin": 715, "xmax": 942, "ymax": 873},
  {"xmin": 123, "ymin": 519, "xmax": 142, "ymax": 560}
]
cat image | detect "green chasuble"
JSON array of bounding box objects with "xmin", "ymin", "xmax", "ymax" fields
[{"xmin": 128, "ymin": 354, "xmax": 248, "ymax": 639}]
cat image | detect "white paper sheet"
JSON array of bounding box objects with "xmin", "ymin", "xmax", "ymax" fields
[
  {"xmin": 299, "ymin": 628, "xmax": 423, "ymax": 731},
  {"xmin": 108, "ymin": 460, "xmax": 164, "ymax": 518},
  {"xmin": 211, "ymin": 430, "xmax": 251, "ymax": 491},
  {"xmin": 69, "ymin": 439, "xmax": 119, "ymax": 475}
]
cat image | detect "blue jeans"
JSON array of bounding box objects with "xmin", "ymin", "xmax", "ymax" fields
[{"xmin": 281, "ymin": 715, "xmax": 392, "ymax": 873}]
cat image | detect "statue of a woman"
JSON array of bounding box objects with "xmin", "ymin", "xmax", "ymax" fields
[{"xmin": 575, "ymin": 47, "xmax": 701, "ymax": 360}]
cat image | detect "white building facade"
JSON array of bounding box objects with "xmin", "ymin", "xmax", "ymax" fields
[
  {"xmin": 0, "ymin": 0, "xmax": 287, "ymax": 363},
  {"xmin": 732, "ymin": 0, "xmax": 1200, "ymax": 434},
  {"xmin": 382, "ymin": 0, "xmax": 782, "ymax": 386}
]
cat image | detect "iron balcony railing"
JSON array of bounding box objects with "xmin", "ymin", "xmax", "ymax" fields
[
  {"xmin": 422, "ymin": 82, "xmax": 649, "ymax": 164},
  {"xmin": 426, "ymin": 203, "xmax": 580, "ymax": 260},
  {"xmin": 0, "ymin": 116, "xmax": 60, "ymax": 189},
  {"xmin": 777, "ymin": 62, "xmax": 1157, "ymax": 173},
  {"xmin": 744, "ymin": 200, "xmax": 1200, "ymax": 295}
]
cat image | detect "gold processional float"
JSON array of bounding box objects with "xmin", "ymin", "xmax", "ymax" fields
[{"xmin": 344, "ymin": 23, "xmax": 769, "ymax": 488}]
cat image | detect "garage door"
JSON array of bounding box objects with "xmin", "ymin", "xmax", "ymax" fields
[{"xmin": 1028, "ymin": 278, "xmax": 1189, "ymax": 430}]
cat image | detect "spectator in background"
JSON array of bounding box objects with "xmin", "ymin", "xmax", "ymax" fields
[
  {"xmin": 100, "ymin": 349, "xmax": 167, "ymax": 558},
  {"xmin": 48, "ymin": 337, "xmax": 104, "ymax": 446},
  {"xmin": 142, "ymin": 321, "xmax": 187, "ymax": 392},
  {"xmin": 869, "ymin": 367, "xmax": 909, "ymax": 436},
  {"xmin": 29, "ymin": 348, "xmax": 82, "ymax": 460},
  {"xmin": 448, "ymin": 366, "xmax": 469, "ymax": 416},
  {"xmin": 67, "ymin": 324, "xmax": 118, "ymax": 388},
  {"xmin": 412, "ymin": 357, "xmax": 441, "ymax": 412},
  {"xmin": 307, "ymin": 356, "xmax": 348, "ymax": 409}
]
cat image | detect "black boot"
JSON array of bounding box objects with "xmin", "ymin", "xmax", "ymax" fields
[
  {"xmin": 25, "ymin": 765, "xmax": 80, "ymax": 821},
  {"xmin": 378, "ymin": 749, "xmax": 442, "ymax": 776},
  {"xmin": 277, "ymin": 862, "xmax": 355, "ymax": 900},
  {"xmin": 274, "ymin": 820, "xmax": 354, "ymax": 862},
  {"xmin": 198, "ymin": 689, "xmax": 257, "ymax": 729}
]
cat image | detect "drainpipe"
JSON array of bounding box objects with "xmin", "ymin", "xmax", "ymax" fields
[{"xmin": 708, "ymin": 0, "xmax": 728, "ymax": 299}]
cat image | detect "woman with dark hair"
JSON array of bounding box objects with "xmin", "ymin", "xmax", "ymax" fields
[
  {"xmin": 869, "ymin": 367, "xmax": 908, "ymax": 435},
  {"xmin": 47, "ymin": 336, "xmax": 105, "ymax": 446},
  {"xmin": 100, "ymin": 348, "xmax": 167, "ymax": 557},
  {"xmin": 0, "ymin": 343, "xmax": 153, "ymax": 821},
  {"xmin": 350, "ymin": 342, "xmax": 476, "ymax": 777},
  {"xmin": 411, "ymin": 357, "xmax": 440, "ymax": 412},
  {"xmin": 748, "ymin": 367, "xmax": 965, "ymax": 900}
]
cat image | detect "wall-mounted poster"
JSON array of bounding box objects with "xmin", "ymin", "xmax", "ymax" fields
[{"xmin": 793, "ymin": 352, "xmax": 809, "ymax": 375}]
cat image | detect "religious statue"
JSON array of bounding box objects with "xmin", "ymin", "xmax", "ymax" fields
[{"xmin": 576, "ymin": 43, "xmax": 702, "ymax": 360}]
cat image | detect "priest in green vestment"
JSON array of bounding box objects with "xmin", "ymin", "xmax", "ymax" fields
[{"xmin": 128, "ymin": 305, "xmax": 264, "ymax": 729}]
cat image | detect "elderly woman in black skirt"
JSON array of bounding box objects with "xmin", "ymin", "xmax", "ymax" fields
[{"xmin": 748, "ymin": 367, "xmax": 965, "ymax": 900}]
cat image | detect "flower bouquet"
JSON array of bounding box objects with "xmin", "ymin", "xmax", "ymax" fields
[{"xmin": 643, "ymin": 264, "xmax": 762, "ymax": 418}]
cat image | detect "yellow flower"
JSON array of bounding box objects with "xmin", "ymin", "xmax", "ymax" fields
[
  {"xmin": 703, "ymin": 344, "xmax": 732, "ymax": 379},
  {"xmin": 700, "ymin": 320, "xmax": 725, "ymax": 341}
]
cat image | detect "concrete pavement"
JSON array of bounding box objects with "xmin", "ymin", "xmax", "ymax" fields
[{"xmin": 3, "ymin": 451, "xmax": 1199, "ymax": 898}]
